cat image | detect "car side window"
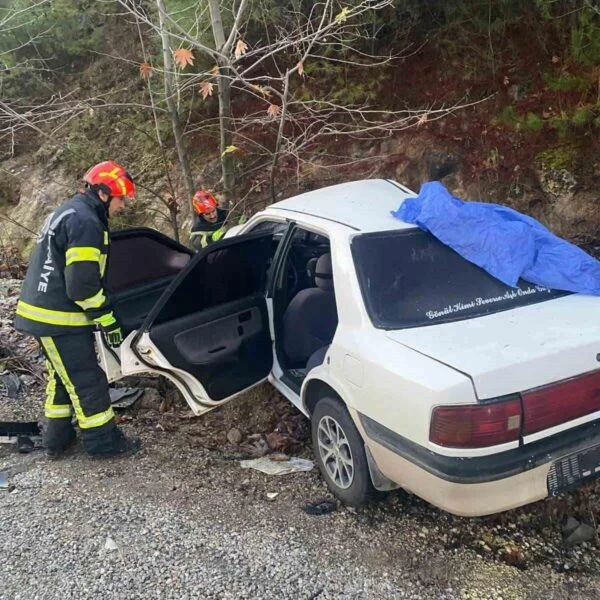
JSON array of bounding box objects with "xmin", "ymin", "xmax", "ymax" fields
[{"xmin": 152, "ymin": 235, "xmax": 276, "ymax": 325}]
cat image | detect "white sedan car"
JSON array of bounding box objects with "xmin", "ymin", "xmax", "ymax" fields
[{"xmin": 99, "ymin": 179, "xmax": 600, "ymax": 517}]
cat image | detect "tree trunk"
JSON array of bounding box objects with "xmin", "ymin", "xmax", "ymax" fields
[
  {"xmin": 208, "ymin": 0, "xmax": 235, "ymax": 207},
  {"xmin": 156, "ymin": 0, "xmax": 195, "ymax": 205},
  {"xmin": 270, "ymin": 74, "xmax": 290, "ymax": 203}
]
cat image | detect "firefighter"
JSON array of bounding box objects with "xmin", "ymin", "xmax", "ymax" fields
[
  {"xmin": 189, "ymin": 189, "xmax": 228, "ymax": 250},
  {"xmin": 14, "ymin": 160, "xmax": 140, "ymax": 459}
]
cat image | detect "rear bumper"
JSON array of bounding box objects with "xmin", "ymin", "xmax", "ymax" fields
[{"xmin": 357, "ymin": 414, "xmax": 600, "ymax": 516}]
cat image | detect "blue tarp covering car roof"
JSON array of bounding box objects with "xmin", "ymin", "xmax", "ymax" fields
[{"xmin": 391, "ymin": 181, "xmax": 600, "ymax": 296}]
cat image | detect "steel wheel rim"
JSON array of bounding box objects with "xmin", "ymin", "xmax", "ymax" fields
[{"xmin": 317, "ymin": 415, "xmax": 354, "ymax": 489}]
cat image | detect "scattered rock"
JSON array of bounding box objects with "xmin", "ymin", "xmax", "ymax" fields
[
  {"xmin": 564, "ymin": 522, "xmax": 596, "ymax": 546},
  {"xmin": 104, "ymin": 537, "xmax": 119, "ymax": 552},
  {"xmin": 139, "ymin": 388, "xmax": 162, "ymax": 410},
  {"xmin": 227, "ymin": 427, "xmax": 243, "ymax": 444}
]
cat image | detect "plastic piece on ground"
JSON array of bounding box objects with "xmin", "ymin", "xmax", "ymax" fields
[
  {"xmin": 109, "ymin": 387, "xmax": 144, "ymax": 409},
  {"xmin": 240, "ymin": 456, "xmax": 314, "ymax": 475},
  {"xmin": 0, "ymin": 471, "xmax": 8, "ymax": 489}
]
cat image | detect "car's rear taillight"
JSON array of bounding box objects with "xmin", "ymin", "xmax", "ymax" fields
[
  {"xmin": 522, "ymin": 370, "xmax": 600, "ymax": 436},
  {"xmin": 430, "ymin": 397, "xmax": 522, "ymax": 448}
]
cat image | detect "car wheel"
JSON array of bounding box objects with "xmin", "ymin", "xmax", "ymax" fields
[{"xmin": 311, "ymin": 396, "xmax": 374, "ymax": 507}]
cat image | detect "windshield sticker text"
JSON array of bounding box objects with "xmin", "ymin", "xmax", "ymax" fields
[{"xmin": 425, "ymin": 286, "xmax": 553, "ymax": 320}]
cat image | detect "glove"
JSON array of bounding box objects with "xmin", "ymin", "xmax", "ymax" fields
[
  {"xmin": 101, "ymin": 324, "xmax": 123, "ymax": 348},
  {"xmin": 94, "ymin": 312, "xmax": 124, "ymax": 348}
]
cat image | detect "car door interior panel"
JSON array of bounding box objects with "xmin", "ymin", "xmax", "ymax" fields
[
  {"xmin": 140, "ymin": 233, "xmax": 280, "ymax": 402},
  {"xmin": 149, "ymin": 295, "xmax": 271, "ymax": 401}
]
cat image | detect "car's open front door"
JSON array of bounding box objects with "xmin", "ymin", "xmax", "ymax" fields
[{"xmin": 122, "ymin": 233, "xmax": 279, "ymax": 415}]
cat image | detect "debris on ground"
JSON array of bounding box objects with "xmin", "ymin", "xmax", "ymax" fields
[
  {"xmin": 0, "ymin": 471, "xmax": 8, "ymax": 489},
  {"xmin": 0, "ymin": 372, "xmax": 21, "ymax": 398},
  {"xmin": 0, "ymin": 421, "xmax": 43, "ymax": 453},
  {"xmin": 302, "ymin": 498, "xmax": 338, "ymax": 516},
  {"xmin": 240, "ymin": 456, "xmax": 314, "ymax": 475},
  {"xmin": 109, "ymin": 386, "xmax": 144, "ymax": 409},
  {"xmin": 563, "ymin": 517, "xmax": 597, "ymax": 546}
]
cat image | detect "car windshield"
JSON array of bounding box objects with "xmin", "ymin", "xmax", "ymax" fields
[{"xmin": 351, "ymin": 229, "xmax": 568, "ymax": 329}]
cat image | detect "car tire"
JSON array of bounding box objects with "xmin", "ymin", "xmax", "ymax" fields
[{"xmin": 311, "ymin": 396, "xmax": 374, "ymax": 507}]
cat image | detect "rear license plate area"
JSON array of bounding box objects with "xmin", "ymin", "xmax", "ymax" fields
[{"xmin": 548, "ymin": 443, "xmax": 600, "ymax": 496}]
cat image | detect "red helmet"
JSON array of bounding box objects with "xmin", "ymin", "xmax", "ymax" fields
[
  {"xmin": 192, "ymin": 190, "xmax": 218, "ymax": 214},
  {"xmin": 84, "ymin": 161, "xmax": 136, "ymax": 198}
]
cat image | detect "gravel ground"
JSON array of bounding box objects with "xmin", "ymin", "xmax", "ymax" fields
[{"xmin": 2, "ymin": 278, "xmax": 600, "ymax": 599}]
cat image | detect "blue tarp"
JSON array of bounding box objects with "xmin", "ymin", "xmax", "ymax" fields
[{"xmin": 391, "ymin": 181, "xmax": 600, "ymax": 296}]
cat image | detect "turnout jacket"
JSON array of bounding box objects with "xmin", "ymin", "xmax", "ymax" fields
[
  {"xmin": 189, "ymin": 209, "xmax": 228, "ymax": 249},
  {"xmin": 14, "ymin": 190, "xmax": 116, "ymax": 337}
]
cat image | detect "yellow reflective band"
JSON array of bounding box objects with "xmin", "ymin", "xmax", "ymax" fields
[
  {"xmin": 94, "ymin": 312, "xmax": 116, "ymax": 328},
  {"xmin": 99, "ymin": 253, "xmax": 107, "ymax": 277},
  {"xmin": 45, "ymin": 405, "xmax": 73, "ymax": 418},
  {"xmin": 65, "ymin": 246, "xmax": 101, "ymax": 266},
  {"xmin": 16, "ymin": 301, "xmax": 91, "ymax": 327},
  {"xmin": 44, "ymin": 359, "xmax": 71, "ymax": 419},
  {"xmin": 103, "ymin": 231, "xmax": 109, "ymax": 245},
  {"xmin": 99, "ymin": 168, "xmax": 127, "ymax": 195},
  {"xmin": 75, "ymin": 288, "xmax": 107, "ymax": 311},
  {"xmin": 40, "ymin": 337, "xmax": 115, "ymax": 430},
  {"xmin": 212, "ymin": 228, "xmax": 225, "ymax": 242}
]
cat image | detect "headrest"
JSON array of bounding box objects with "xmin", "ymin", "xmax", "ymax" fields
[{"xmin": 315, "ymin": 253, "xmax": 333, "ymax": 291}]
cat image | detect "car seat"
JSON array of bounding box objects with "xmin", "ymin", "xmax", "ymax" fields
[{"xmin": 281, "ymin": 253, "xmax": 338, "ymax": 369}]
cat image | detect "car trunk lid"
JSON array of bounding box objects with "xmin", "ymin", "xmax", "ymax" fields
[{"xmin": 386, "ymin": 294, "xmax": 600, "ymax": 400}]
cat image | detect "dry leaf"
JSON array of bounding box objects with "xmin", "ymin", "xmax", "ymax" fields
[
  {"xmin": 503, "ymin": 75, "xmax": 510, "ymax": 86},
  {"xmin": 221, "ymin": 145, "xmax": 238, "ymax": 157},
  {"xmin": 297, "ymin": 61, "xmax": 304, "ymax": 76},
  {"xmin": 251, "ymin": 84, "xmax": 270, "ymax": 97},
  {"xmin": 235, "ymin": 39, "xmax": 248, "ymax": 59},
  {"xmin": 173, "ymin": 48, "xmax": 194, "ymax": 68},
  {"xmin": 267, "ymin": 104, "xmax": 281, "ymax": 119},
  {"xmin": 139, "ymin": 62, "xmax": 152, "ymax": 79},
  {"xmin": 552, "ymin": 55, "xmax": 561, "ymax": 64},
  {"xmin": 417, "ymin": 113, "xmax": 428, "ymax": 126},
  {"xmin": 211, "ymin": 64, "xmax": 220, "ymax": 76},
  {"xmin": 200, "ymin": 80, "xmax": 214, "ymax": 100},
  {"xmin": 335, "ymin": 7, "xmax": 350, "ymax": 23}
]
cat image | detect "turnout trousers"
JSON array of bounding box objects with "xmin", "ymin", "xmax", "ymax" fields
[{"xmin": 39, "ymin": 331, "xmax": 118, "ymax": 455}]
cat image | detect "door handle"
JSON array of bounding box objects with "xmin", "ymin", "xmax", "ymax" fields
[{"xmin": 208, "ymin": 345, "xmax": 226, "ymax": 354}]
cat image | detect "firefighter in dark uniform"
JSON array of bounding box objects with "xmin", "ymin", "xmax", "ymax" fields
[
  {"xmin": 189, "ymin": 190, "xmax": 228, "ymax": 250},
  {"xmin": 14, "ymin": 160, "xmax": 140, "ymax": 458}
]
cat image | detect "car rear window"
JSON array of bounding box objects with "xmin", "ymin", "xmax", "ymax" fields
[{"xmin": 351, "ymin": 229, "xmax": 568, "ymax": 329}]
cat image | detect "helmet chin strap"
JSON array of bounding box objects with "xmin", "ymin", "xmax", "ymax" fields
[{"xmin": 85, "ymin": 183, "xmax": 112, "ymax": 217}]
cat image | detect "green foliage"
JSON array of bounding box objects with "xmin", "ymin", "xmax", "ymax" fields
[
  {"xmin": 295, "ymin": 58, "xmax": 387, "ymax": 106},
  {"xmin": 571, "ymin": 106, "xmax": 593, "ymax": 127},
  {"xmin": 496, "ymin": 105, "xmax": 519, "ymax": 127},
  {"xmin": 0, "ymin": 0, "xmax": 114, "ymax": 102},
  {"xmin": 0, "ymin": 0, "xmax": 110, "ymax": 68},
  {"xmin": 535, "ymin": 0, "xmax": 600, "ymax": 66},
  {"xmin": 534, "ymin": 144, "xmax": 580, "ymax": 171},
  {"xmin": 524, "ymin": 112, "xmax": 544, "ymax": 132},
  {"xmin": 544, "ymin": 72, "xmax": 590, "ymax": 93}
]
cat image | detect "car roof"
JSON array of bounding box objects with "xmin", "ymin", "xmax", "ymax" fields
[{"xmin": 267, "ymin": 179, "xmax": 418, "ymax": 233}]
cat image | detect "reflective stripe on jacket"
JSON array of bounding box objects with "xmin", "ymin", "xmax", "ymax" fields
[{"xmin": 14, "ymin": 190, "xmax": 114, "ymax": 337}]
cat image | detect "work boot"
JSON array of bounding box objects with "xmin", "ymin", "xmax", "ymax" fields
[
  {"xmin": 86, "ymin": 426, "xmax": 141, "ymax": 459},
  {"xmin": 42, "ymin": 418, "xmax": 77, "ymax": 459}
]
